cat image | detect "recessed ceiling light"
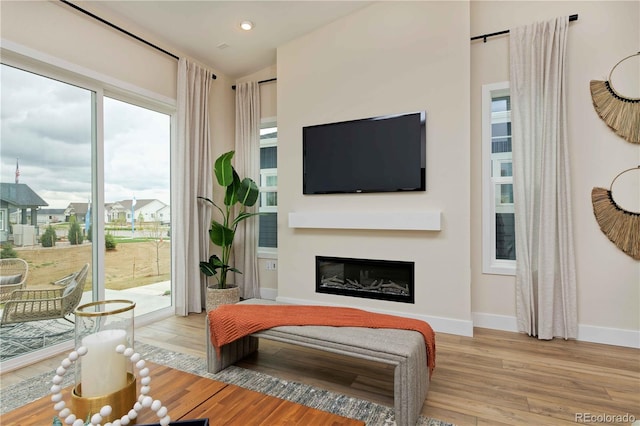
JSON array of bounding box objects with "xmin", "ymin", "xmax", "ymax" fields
[{"xmin": 240, "ymin": 21, "xmax": 254, "ymax": 31}]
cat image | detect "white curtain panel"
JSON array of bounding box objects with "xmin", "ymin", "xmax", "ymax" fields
[
  {"xmin": 174, "ymin": 58, "xmax": 213, "ymax": 315},
  {"xmin": 234, "ymin": 81, "xmax": 261, "ymax": 299},
  {"xmin": 510, "ymin": 16, "xmax": 578, "ymax": 339}
]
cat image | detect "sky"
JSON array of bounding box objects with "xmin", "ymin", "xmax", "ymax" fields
[{"xmin": 1, "ymin": 64, "xmax": 171, "ymax": 209}]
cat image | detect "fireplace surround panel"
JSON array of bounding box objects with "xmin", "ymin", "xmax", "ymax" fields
[{"xmin": 316, "ymin": 256, "xmax": 414, "ymax": 303}]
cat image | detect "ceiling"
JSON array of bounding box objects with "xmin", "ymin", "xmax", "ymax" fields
[{"xmin": 83, "ymin": 1, "xmax": 373, "ymax": 79}]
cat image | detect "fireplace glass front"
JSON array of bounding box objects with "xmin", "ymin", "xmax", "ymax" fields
[{"xmin": 316, "ymin": 256, "xmax": 414, "ymax": 303}]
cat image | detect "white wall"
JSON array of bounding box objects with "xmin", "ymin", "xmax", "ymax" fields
[
  {"xmin": 1, "ymin": 1, "xmax": 176, "ymax": 100},
  {"xmin": 277, "ymin": 2, "xmax": 472, "ymax": 334},
  {"xmin": 471, "ymin": 1, "xmax": 640, "ymax": 347},
  {"xmin": 0, "ymin": 1, "xmax": 235, "ymax": 148},
  {"xmin": 236, "ymin": 64, "xmax": 278, "ymax": 120}
]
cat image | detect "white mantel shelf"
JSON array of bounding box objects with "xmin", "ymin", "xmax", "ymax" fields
[{"xmin": 288, "ymin": 211, "xmax": 441, "ymax": 231}]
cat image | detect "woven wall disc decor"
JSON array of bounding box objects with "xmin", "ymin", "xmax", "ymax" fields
[
  {"xmin": 590, "ymin": 52, "xmax": 640, "ymax": 144},
  {"xmin": 591, "ymin": 166, "xmax": 640, "ymax": 260}
]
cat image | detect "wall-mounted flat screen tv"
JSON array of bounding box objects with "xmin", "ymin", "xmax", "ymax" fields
[{"xmin": 303, "ymin": 111, "xmax": 426, "ymax": 194}]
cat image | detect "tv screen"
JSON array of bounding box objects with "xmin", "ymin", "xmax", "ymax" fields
[{"xmin": 303, "ymin": 111, "xmax": 426, "ymax": 194}]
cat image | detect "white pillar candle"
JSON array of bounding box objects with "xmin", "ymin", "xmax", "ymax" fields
[{"xmin": 81, "ymin": 329, "xmax": 127, "ymax": 397}]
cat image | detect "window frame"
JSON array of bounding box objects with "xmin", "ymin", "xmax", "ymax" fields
[
  {"xmin": 1, "ymin": 46, "xmax": 176, "ymax": 304},
  {"xmin": 259, "ymin": 168, "xmax": 278, "ymax": 213},
  {"xmin": 482, "ymin": 81, "xmax": 516, "ymax": 275},
  {"xmin": 0, "ymin": 42, "xmax": 177, "ymax": 372}
]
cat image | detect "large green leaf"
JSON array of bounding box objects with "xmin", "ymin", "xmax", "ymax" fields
[
  {"xmin": 231, "ymin": 211, "xmax": 264, "ymax": 227},
  {"xmin": 224, "ymin": 171, "xmax": 241, "ymax": 206},
  {"xmin": 200, "ymin": 255, "xmax": 224, "ymax": 276},
  {"xmin": 214, "ymin": 151, "xmax": 235, "ymax": 187},
  {"xmin": 237, "ymin": 177, "xmax": 259, "ymax": 207},
  {"xmin": 199, "ymin": 261, "xmax": 218, "ymax": 277},
  {"xmin": 208, "ymin": 255, "xmax": 224, "ymax": 267},
  {"xmin": 209, "ymin": 221, "xmax": 234, "ymax": 247}
]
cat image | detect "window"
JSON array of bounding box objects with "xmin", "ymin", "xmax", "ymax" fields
[
  {"xmin": 259, "ymin": 119, "xmax": 277, "ymax": 251},
  {"xmin": 1, "ymin": 63, "xmax": 94, "ymax": 302},
  {"xmin": 482, "ymin": 82, "xmax": 516, "ymax": 275},
  {"xmin": 1, "ymin": 57, "xmax": 173, "ymax": 364},
  {"xmin": 103, "ymin": 96, "xmax": 171, "ymax": 301}
]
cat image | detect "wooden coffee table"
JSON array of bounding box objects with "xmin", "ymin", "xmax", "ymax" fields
[{"xmin": 0, "ymin": 361, "xmax": 364, "ymax": 425}]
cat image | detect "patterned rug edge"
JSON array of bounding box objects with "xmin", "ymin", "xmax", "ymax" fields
[{"xmin": 0, "ymin": 341, "xmax": 453, "ymax": 426}]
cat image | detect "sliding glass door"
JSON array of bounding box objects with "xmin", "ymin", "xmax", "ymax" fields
[
  {"xmin": 0, "ymin": 62, "xmax": 173, "ymax": 365},
  {"xmin": 103, "ymin": 97, "xmax": 171, "ymax": 316},
  {"xmin": 1, "ymin": 64, "xmax": 94, "ymax": 291}
]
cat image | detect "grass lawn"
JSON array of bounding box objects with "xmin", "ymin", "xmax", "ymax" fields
[{"xmin": 14, "ymin": 239, "xmax": 170, "ymax": 291}]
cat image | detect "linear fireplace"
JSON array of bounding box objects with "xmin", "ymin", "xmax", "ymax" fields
[{"xmin": 316, "ymin": 256, "xmax": 414, "ymax": 303}]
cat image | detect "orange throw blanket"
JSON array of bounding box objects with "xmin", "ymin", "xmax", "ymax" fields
[{"xmin": 208, "ymin": 304, "xmax": 436, "ymax": 377}]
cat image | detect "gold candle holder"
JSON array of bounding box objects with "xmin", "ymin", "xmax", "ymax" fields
[
  {"xmin": 71, "ymin": 373, "xmax": 137, "ymax": 424},
  {"xmin": 74, "ymin": 300, "xmax": 136, "ymax": 422}
]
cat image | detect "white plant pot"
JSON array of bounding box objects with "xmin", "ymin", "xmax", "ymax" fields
[{"xmin": 206, "ymin": 285, "xmax": 240, "ymax": 312}]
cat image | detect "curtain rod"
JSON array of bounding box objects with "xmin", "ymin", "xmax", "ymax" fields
[
  {"xmin": 59, "ymin": 0, "xmax": 217, "ymax": 80},
  {"xmin": 471, "ymin": 14, "xmax": 578, "ymax": 42},
  {"xmin": 232, "ymin": 77, "xmax": 277, "ymax": 90}
]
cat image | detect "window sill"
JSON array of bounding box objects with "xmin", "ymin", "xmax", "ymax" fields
[
  {"xmin": 258, "ymin": 249, "xmax": 278, "ymax": 259},
  {"xmin": 483, "ymin": 263, "xmax": 516, "ymax": 276}
]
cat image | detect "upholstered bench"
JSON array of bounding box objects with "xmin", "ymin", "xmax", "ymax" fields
[{"xmin": 206, "ymin": 299, "xmax": 430, "ymax": 426}]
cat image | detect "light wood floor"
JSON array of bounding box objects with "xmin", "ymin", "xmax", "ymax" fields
[{"xmin": 2, "ymin": 313, "xmax": 639, "ymax": 425}]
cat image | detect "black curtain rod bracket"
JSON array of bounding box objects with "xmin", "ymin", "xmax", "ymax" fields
[
  {"xmin": 471, "ymin": 14, "xmax": 578, "ymax": 42},
  {"xmin": 232, "ymin": 77, "xmax": 277, "ymax": 90},
  {"xmin": 59, "ymin": 0, "xmax": 216, "ymax": 79}
]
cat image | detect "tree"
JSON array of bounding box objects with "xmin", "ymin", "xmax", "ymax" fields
[
  {"xmin": 105, "ymin": 233, "xmax": 117, "ymax": 251},
  {"xmin": 68, "ymin": 219, "xmax": 83, "ymax": 245},
  {"xmin": 145, "ymin": 221, "xmax": 166, "ymax": 276},
  {"xmin": 0, "ymin": 242, "xmax": 18, "ymax": 258},
  {"xmin": 41, "ymin": 226, "xmax": 57, "ymax": 247}
]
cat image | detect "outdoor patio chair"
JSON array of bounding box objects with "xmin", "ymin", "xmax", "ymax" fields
[
  {"xmin": 0, "ymin": 258, "xmax": 29, "ymax": 302},
  {"xmin": 0, "ymin": 263, "xmax": 89, "ymax": 326}
]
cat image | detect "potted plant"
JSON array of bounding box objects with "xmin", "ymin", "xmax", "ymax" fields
[{"xmin": 199, "ymin": 150, "xmax": 261, "ymax": 310}]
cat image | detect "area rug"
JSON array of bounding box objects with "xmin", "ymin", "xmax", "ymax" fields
[
  {"xmin": 0, "ymin": 319, "xmax": 75, "ymax": 361},
  {"xmin": 0, "ymin": 341, "xmax": 453, "ymax": 426}
]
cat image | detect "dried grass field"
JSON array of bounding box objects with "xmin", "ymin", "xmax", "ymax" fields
[{"xmin": 14, "ymin": 240, "xmax": 170, "ymax": 291}]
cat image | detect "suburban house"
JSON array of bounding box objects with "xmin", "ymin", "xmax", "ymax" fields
[
  {"xmin": 112, "ymin": 199, "xmax": 171, "ymax": 225},
  {"xmin": 0, "ymin": 182, "xmax": 48, "ymax": 244},
  {"xmin": 0, "ymin": 1, "xmax": 638, "ymax": 424},
  {"xmin": 36, "ymin": 208, "xmax": 66, "ymax": 225},
  {"xmin": 64, "ymin": 202, "xmax": 89, "ymax": 225},
  {"xmin": 104, "ymin": 201, "xmax": 126, "ymax": 224},
  {"xmin": 66, "ymin": 199, "xmax": 170, "ymax": 225}
]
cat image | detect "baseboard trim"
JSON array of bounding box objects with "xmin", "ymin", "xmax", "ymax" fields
[
  {"xmin": 260, "ymin": 287, "xmax": 278, "ymax": 301},
  {"xmin": 472, "ymin": 312, "xmax": 519, "ymax": 332},
  {"xmin": 257, "ymin": 301, "xmax": 639, "ymax": 347},
  {"xmin": 578, "ymin": 324, "xmax": 640, "ymax": 349},
  {"xmin": 472, "ymin": 312, "xmax": 640, "ymax": 349},
  {"xmin": 275, "ymin": 296, "xmax": 474, "ymax": 337}
]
